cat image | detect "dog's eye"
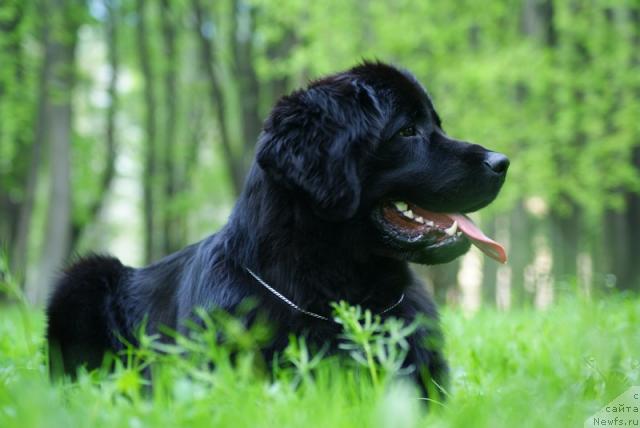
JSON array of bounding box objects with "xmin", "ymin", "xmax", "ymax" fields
[{"xmin": 398, "ymin": 126, "xmax": 417, "ymax": 138}]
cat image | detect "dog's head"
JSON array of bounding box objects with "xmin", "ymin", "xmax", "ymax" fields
[{"xmin": 256, "ymin": 62, "xmax": 509, "ymax": 265}]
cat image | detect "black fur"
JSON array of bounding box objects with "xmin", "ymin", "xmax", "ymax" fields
[{"xmin": 46, "ymin": 62, "xmax": 508, "ymax": 393}]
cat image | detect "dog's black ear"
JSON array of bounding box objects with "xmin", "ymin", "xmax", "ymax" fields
[{"xmin": 257, "ymin": 78, "xmax": 380, "ymax": 221}]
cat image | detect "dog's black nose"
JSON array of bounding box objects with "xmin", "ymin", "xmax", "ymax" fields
[{"xmin": 483, "ymin": 152, "xmax": 510, "ymax": 175}]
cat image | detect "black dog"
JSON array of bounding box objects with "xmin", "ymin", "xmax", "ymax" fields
[{"xmin": 47, "ymin": 62, "xmax": 508, "ymax": 394}]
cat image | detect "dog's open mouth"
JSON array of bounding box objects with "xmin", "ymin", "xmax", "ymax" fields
[{"xmin": 375, "ymin": 201, "xmax": 507, "ymax": 264}]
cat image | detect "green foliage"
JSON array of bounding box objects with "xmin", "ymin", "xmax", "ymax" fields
[
  {"xmin": 2, "ymin": 0, "xmax": 640, "ymax": 295},
  {"xmin": 332, "ymin": 301, "xmax": 419, "ymax": 385}
]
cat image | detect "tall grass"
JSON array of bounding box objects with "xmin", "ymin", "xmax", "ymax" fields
[{"xmin": 0, "ymin": 266, "xmax": 638, "ymax": 427}]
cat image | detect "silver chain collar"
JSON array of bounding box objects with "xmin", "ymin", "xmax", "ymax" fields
[{"xmin": 245, "ymin": 267, "xmax": 405, "ymax": 322}]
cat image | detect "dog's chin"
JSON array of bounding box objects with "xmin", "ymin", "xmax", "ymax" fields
[{"xmin": 370, "ymin": 202, "xmax": 471, "ymax": 265}]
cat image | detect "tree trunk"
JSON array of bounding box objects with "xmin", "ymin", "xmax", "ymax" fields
[
  {"xmin": 265, "ymin": 28, "xmax": 296, "ymax": 103},
  {"xmin": 546, "ymin": 2, "xmax": 588, "ymax": 292},
  {"xmin": 70, "ymin": 0, "xmax": 119, "ymax": 252},
  {"xmin": 0, "ymin": 2, "xmax": 38, "ymax": 279},
  {"xmin": 538, "ymin": 0, "xmax": 584, "ymax": 298},
  {"xmin": 622, "ymin": 196, "xmax": 640, "ymax": 290},
  {"xmin": 619, "ymin": 7, "xmax": 640, "ymax": 291},
  {"xmin": 231, "ymin": 0, "xmax": 262, "ymax": 166},
  {"xmin": 603, "ymin": 209, "xmax": 629, "ymax": 290},
  {"xmin": 136, "ymin": 0, "xmax": 159, "ymax": 263},
  {"xmin": 29, "ymin": 0, "xmax": 79, "ymax": 305},
  {"xmin": 159, "ymin": 0, "xmax": 181, "ymax": 254},
  {"xmin": 0, "ymin": 4, "xmax": 23, "ymax": 249},
  {"xmin": 509, "ymin": 202, "xmax": 535, "ymax": 306},
  {"xmin": 597, "ymin": 7, "xmax": 640, "ymax": 293},
  {"xmin": 428, "ymin": 261, "xmax": 461, "ymax": 306},
  {"xmin": 192, "ymin": 0, "xmax": 245, "ymax": 195},
  {"xmin": 548, "ymin": 205, "xmax": 579, "ymax": 288}
]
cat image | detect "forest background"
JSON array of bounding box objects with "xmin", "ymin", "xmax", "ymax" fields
[{"xmin": 0, "ymin": 0, "xmax": 639, "ymax": 309}]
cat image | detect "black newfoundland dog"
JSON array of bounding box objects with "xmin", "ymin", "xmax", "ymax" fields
[{"xmin": 47, "ymin": 62, "xmax": 508, "ymax": 394}]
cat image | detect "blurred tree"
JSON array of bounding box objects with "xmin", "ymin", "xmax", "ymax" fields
[
  {"xmin": 159, "ymin": 0, "xmax": 180, "ymax": 254},
  {"xmin": 603, "ymin": 5, "xmax": 640, "ymax": 292},
  {"xmin": 1, "ymin": 0, "xmax": 639, "ymax": 302},
  {"xmin": 193, "ymin": 0, "xmax": 241, "ymax": 194},
  {"xmin": 0, "ymin": 1, "xmax": 37, "ymax": 279},
  {"xmin": 70, "ymin": 0, "xmax": 119, "ymax": 252},
  {"xmin": 135, "ymin": 0, "xmax": 160, "ymax": 263},
  {"xmin": 29, "ymin": 0, "xmax": 84, "ymax": 304}
]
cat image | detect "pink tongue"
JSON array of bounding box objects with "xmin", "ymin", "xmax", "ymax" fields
[{"xmin": 448, "ymin": 214, "xmax": 507, "ymax": 264}]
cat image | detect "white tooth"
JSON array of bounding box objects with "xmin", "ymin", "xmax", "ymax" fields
[
  {"xmin": 445, "ymin": 220, "xmax": 458, "ymax": 236},
  {"xmin": 426, "ymin": 220, "xmax": 434, "ymax": 227},
  {"xmin": 415, "ymin": 216, "xmax": 425, "ymax": 224},
  {"xmin": 403, "ymin": 210, "xmax": 414, "ymax": 219},
  {"xmin": 394, "ymin": 201, "xmax": 408, "ymax": 212}
]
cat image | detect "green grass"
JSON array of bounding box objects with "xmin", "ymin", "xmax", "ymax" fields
[{"xmin": 0, "ymin": 294, "xmax": 638, "ymax": 428}]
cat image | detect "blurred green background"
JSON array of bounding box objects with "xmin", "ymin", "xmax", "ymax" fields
[{"xmin": 0, "ymin": 0, "xmax": 639, "ymax": 309}]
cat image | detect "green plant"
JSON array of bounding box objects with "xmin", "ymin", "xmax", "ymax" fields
[{"xmin": 332, "ymin": 301, "xmax": 419, "ymax": 387}]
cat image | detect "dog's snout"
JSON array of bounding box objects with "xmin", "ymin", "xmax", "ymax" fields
[{"xmin": 483, "ymin": 152, "xmax": 510, "ymax": 175}]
